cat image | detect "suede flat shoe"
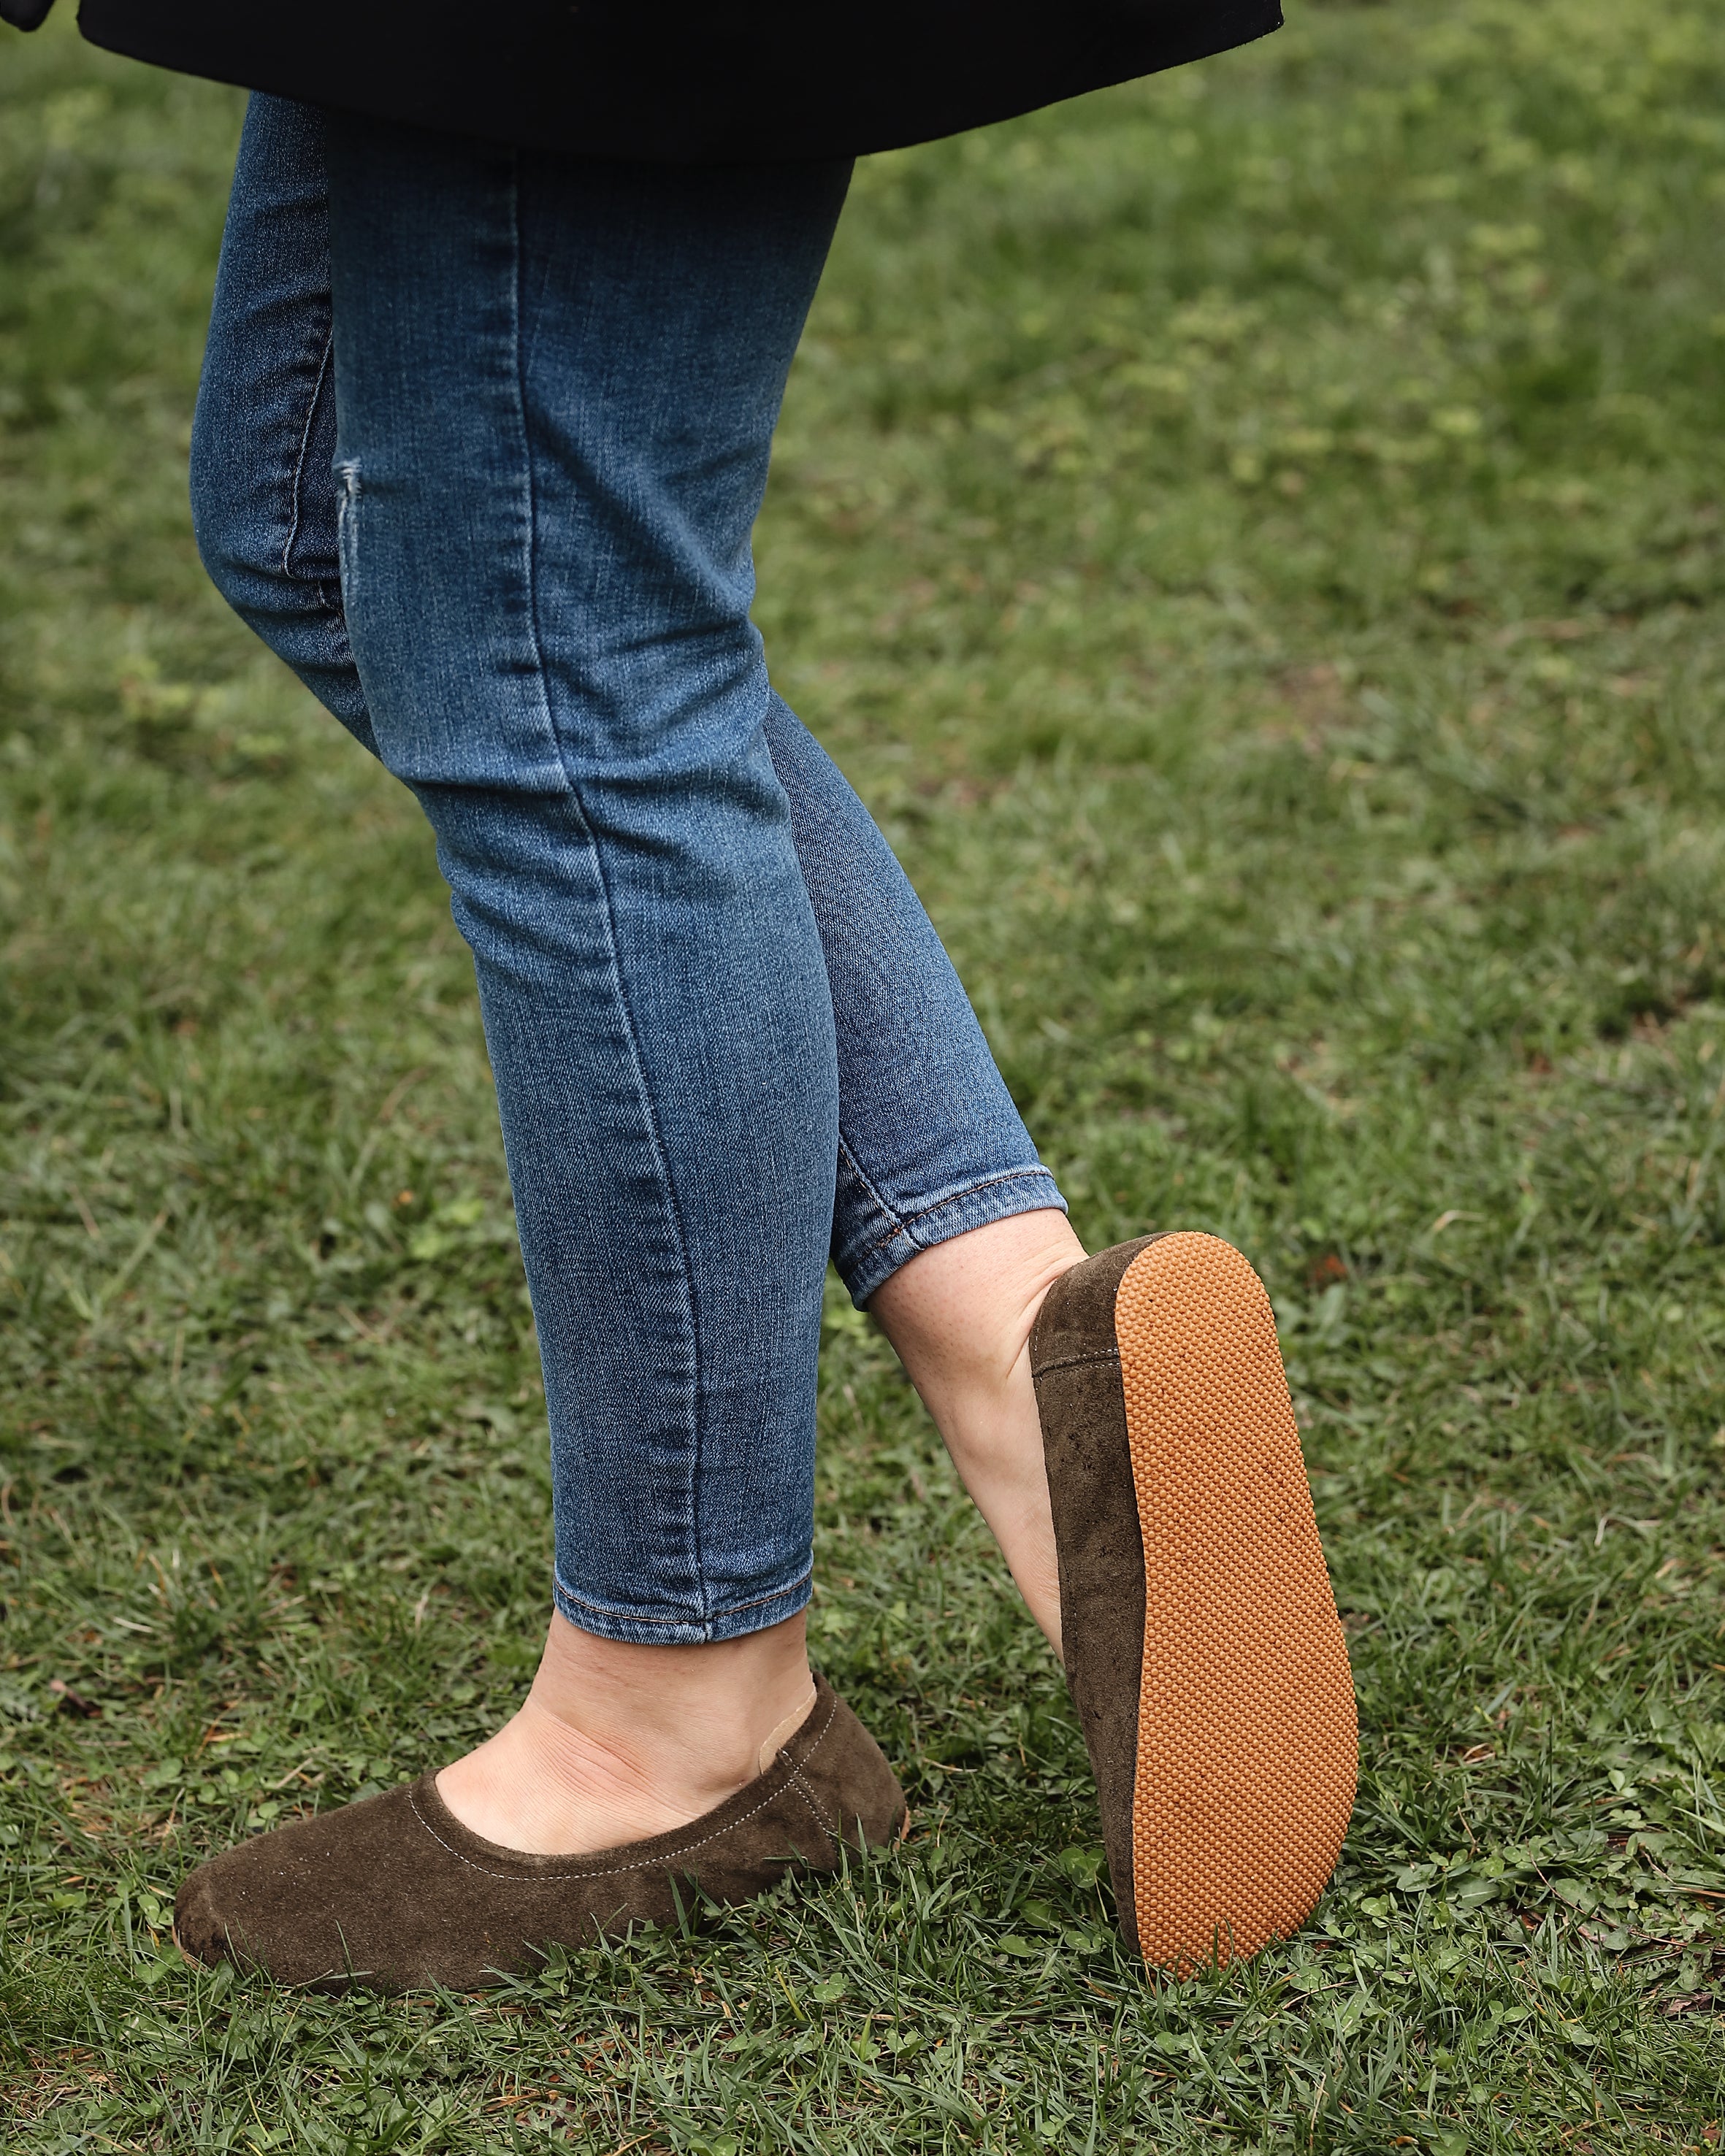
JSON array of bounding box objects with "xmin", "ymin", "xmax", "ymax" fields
[
  {"xmin": 1030, "ymin": 1232, "xmax": 1357, "ymax": 1974},
  {"xmin": 175, "ymin": 1675, "xmax": 904, "ymax": 1992}
]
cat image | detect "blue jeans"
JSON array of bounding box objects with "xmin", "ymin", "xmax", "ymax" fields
[{"xmin": 191, "ymin": 97, "xmax": 1064, "ymax": 1644}]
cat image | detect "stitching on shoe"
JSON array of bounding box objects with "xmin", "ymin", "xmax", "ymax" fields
[
  {"xmin": 1031, "ymin": 1348, "xmax": 1122, "ymax": 1378},
  {"xmin": 795, "ymin": 1689, "xmax": 838, "ymax": 1768},
  {"xmin": 405, "ymin": 1779, "xmax": 796, "ymax": 1887},
  {"xmin": 784, "ymin": 1770, "xmax": 838, "ymax": 1857},
  {"xmin": 785, "ymin": 1761, "xmax": 839, "ymax": 1848},
  {"xmin": 403, "ymin": 1693, "xmax": 842, "ymax": 1887}
]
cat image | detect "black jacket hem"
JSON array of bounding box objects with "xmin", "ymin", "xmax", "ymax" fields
[{"xmin": 75, "ymin": 1, "xmax": 1283, "ymax": 164}]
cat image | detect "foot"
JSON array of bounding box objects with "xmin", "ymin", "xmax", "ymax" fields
[
  {"xmin": 869, "ymin": 1208, "xmax": 1084, "ymax": 1655},
  {"xmin": 174, "ymin": 1670, "xmax": 904, "ymax": 1992},
  {"xmin": 435, "ymin": 1609, "xmax": 818, "ymax": 1854}
]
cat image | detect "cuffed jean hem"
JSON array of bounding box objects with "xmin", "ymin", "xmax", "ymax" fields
[
  {"xmin": 835, "ymin": 1161, "xmax": 1068, "ymax": 1308},
  {"xmin": 551, "ymin": 1561, "xmax": 816, "ymax": 1647}
]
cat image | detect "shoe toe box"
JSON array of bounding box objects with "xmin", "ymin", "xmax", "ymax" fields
[{"xmin": 173, "ymin": 1781, "xmax": 475, "ymax": 1989}]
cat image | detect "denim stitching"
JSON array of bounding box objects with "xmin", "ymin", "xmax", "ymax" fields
[
  {"xmin": 847, "ymin": 1164, "xmax": 1063, "ymax": 1267},
  {"xmin": 283, "ymin": 321, "xmax": 334, "ymax": 583},
  {"xmin": 553, "ymin": 1558, "xmax": 812, "ymax": 1630},
  {"xmin": 401, "ymin": 1692, "xmax": 839, "ymax": 1885},
  {"xmin": 893, "ymin": 1166, "xmax": 1063, "ymax": 1233},
  {"xmin": 502, "ymin": 156, "xmax": 708, "ymax": 1632},
  {"xmin": 835, "ymin": 1132, "xmax": 911, "ymax": 1246}
]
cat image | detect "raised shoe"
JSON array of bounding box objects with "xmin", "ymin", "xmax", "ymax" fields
[{"xmin": 1030, "ymin": 1231, "xmax": 1357, "ymax": 1973}]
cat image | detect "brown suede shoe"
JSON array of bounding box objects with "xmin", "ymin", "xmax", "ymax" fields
[
  {"xmin": 1030, "ymin": 1232, "xmax": 1357, "ymax": 1975},
  {"xmin": 175, "ymin": 1675, "xmax": 904, "ymax": 1992}
]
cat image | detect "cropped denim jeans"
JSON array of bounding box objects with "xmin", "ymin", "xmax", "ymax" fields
[{"xmin": 191, "ymin": 96, "xmax": 1065, "ymax": 1643}]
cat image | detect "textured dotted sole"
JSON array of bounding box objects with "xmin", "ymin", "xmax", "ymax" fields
[{"xmin": 1116, "ymin": 1233, "xmax": 1357, "ymax": 1975}]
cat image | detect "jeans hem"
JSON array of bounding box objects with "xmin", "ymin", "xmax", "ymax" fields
[
  {"xmin": 551, "ymin": 1562, "xmax": 814, "ymax": 1646},
  {"xmin": 838, "ymin": 1165, "xmax": 1067, "ymax": 1308}
]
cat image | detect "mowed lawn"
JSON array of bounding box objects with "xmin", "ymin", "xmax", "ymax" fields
[{"xmin": 4, "ymin": 1, "xmax": 1725, "ymax": 2147}]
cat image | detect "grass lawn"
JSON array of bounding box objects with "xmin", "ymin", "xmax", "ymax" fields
[{"xmin": 4, "ymin": 0, "xmax": 1725, "ymax": 2146}]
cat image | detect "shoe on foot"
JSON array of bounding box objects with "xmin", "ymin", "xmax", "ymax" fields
[
  {"xmin": 1030, "ymin": 1232, "xmax": 1357, "ymax": 1974},
  {"xmin": 174, "ymin": 1676, "xmax": 903, "ymax": 1992}
]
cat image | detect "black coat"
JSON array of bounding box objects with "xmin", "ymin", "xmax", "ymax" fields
[{"xmin": 45, "ymin": 0, "xmax": 1280, "ymax": 163}]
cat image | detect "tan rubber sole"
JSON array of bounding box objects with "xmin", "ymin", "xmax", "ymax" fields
[{"xmin": 1115, "ymin": 1232, "xmax": 1357, "ymax": 1974}]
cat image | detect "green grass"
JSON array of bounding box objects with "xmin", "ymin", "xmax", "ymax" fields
[{"xmin": 4, "ymin": 0, "xmax": 1725, "ymax": 2146}]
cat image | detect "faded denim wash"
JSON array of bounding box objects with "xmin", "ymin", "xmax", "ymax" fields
[{"xmin": 190, "ymin": 96, "xmax": 1064, "ymax": 1643}]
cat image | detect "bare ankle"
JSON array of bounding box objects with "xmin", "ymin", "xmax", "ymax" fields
[
  {"xmin": 527, "ymin": 1609, "xmax": 814, "ymax": 1788},
  {"xmin": 868, "ymin": 1210, "xmax": 1082, "ymax": 1656},
  {"xmin": 435, "ymin": 1609, "xmax": 816, "ymax": 1854},
  {"xmin": 870, "ymin": 1208, "xmax": 1085, "ymax": 1397}
]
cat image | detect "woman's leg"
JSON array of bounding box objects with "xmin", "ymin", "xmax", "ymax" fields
[
  {"xmin": 192, "ymin": 101, "xmax": 1077, "ymax": 1854},
  {"xmin": 317, "ymin": 117, "xmax": 857, "ymax": 1844},
  {"xmin": 194, "ymin": 105, "xmax": 1067, "ymax": 1297}
]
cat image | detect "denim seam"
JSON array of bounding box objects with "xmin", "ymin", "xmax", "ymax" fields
[
  {"xmin": 846, "ymin": 1162, "xmax": 1061, "ymax": 1266},
  {"xmin": 283, "ymin": 319, "xmax": 335, "ymax": 583},
  {"xmin": 835, "ymin": 1132, "xmax": 911, "ymax": 1246},
  {"xmin": 505, "ymin": 158, "xmax": 708, "ymax": 1626},
  {"xmin": 892, "ymin": 1165, "xmax": 1061, "ymax": 1233},
  {"xmin": 400, "ymin": 1692, "xmax": 840, "ymax": 1884},
  {"xmin": 552, "ymin": 1557, "xmax": 812, "ymax": 1633}
]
